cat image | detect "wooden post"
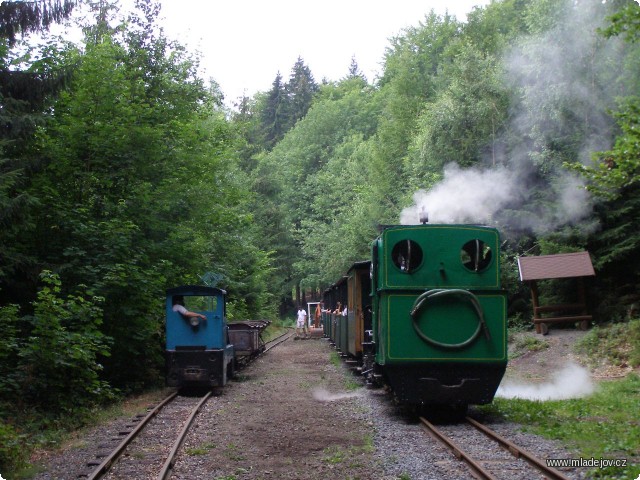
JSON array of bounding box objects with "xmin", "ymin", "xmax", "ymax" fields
[{"xmin": 529, "ymin": 281, "xmax": 543, "ymax": 334}]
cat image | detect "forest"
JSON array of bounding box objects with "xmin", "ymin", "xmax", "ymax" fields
[{"xmin": 1, "ymin": 0, "xmax": 640, "ymax": 472}]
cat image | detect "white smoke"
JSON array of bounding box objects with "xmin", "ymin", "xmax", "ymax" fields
[
  {"xmin": 496, "ymin": 362, "xmax": 595, "ymax": 401},
  {"xmin": 312, "ymin": 387, "xmax": 361, "ymax": 402},
  {"xmin": 401, "ymin": 0, "xmax": 622, "ymax": 233},
  {"xmin": 400, "ymin": 164, "xmax": 518, "ymax": 225}
]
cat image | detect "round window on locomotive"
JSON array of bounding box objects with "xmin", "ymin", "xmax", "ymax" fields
[
  {"xmin": 391, "ymin": 239, "xmax": 423, "ymax": 273},
  {"xmin": 461, "ymin": 239, "xmax": 493, "ymax": 272}
]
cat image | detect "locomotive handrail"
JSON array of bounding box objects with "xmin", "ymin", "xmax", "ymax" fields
[{"xmin": 410, "ymin": 289, "xmax": 491, "ymax": 349}]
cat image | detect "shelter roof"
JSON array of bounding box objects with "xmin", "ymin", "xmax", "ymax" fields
[{"xmin": 517, "ymin": 251, "xmax": 595, "ymax": 281}]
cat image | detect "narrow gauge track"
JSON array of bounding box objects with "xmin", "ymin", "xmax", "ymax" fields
[
  {"xmin": 85, "ymin": 330, "xmax": 292, "ymax": 480},
  {"xmin": 420, "ymin": 416, "xmax": 573, "ymax": 480},
  {"xmin": 85, "ymin": 392, "xmax": 211, "ymax": 480},
  {"xmin": 264, "ymin": 328, "xmax": 294, "ymax": 352}
]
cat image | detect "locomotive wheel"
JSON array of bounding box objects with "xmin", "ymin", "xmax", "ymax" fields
[{"xmin": 410, "ymin": 289, "xmax": 490, "ymax": 349}]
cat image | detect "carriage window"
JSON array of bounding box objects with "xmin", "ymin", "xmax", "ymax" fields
[
  {"xmin": 461, "ymin": 240, "xmax": 492, "ymax": 272},
  {"xmin": 391, "ymin": 240, "xmax": 423, "ymax": 273}
]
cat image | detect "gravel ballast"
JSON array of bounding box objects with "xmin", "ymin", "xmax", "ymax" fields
[{"xmin": 29, "ymin": 336, "xmax": 584, "ymax": 480}]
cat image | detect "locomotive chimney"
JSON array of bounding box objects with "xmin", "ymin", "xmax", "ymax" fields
[{"xmin": 419, "ymin": 208, "xmax": 429, "ymax": 224}]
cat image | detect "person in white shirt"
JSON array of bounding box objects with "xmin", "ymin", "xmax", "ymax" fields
[{"xmin": 296, "ymin": 306, "xmax": 308, "ymax": 339}]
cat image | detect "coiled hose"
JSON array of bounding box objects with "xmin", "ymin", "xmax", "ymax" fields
[{"xmin": 409, "ymin": 289, "xmax": 491, "ymax": 350}]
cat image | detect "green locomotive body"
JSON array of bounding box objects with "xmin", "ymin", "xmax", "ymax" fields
[{"xmin": 368, "ymin": 224, "xmax": 508, "ymax": 408}]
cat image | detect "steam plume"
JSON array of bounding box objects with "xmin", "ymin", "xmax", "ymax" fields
[
  {"xmin": 401, "ymin": 0, "xmax": 622, "ymax": 234},
  {"xmin": 496, "ymin": 362, "xmax": 594, "ymax": 401},
  {"xmin": 312, "ymin": 387, "xmax": 361, "ymax": 402},
  {"xmin": 400, "ymin": 164, "xmax": 517, "ymax": 225}
]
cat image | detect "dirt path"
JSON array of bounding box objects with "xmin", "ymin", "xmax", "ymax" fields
[{"xmin": 171, "ymin": 337, "xmax": 381, "ymax": 479}]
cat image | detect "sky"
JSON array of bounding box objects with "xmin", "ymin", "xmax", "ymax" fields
[{"xmin": 151, "ymin": 0, "xmax": 491, "ymax": 104}]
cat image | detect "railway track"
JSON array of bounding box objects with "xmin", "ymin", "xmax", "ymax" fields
[
  {"xmin": 264, "ymin": 328, "xmax": 295, "ymax": 352},
  {"xmin": 420, "ymin": 415, "xmax": 573, "ymax": 480},
  {"xmin": 84, "ymin": 331, "xmax": 292, "ymax": 480},
  {"xmin": 84, "ymin": 392, "xmax": 211, "ymax": 480}
]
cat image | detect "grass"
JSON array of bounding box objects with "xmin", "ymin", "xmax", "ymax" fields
[
  {"xmin": 481, "ymin": 371, "xmax": 640, "ymax": 478},
  {"xmin": 575, "ymin": 319, "xmax": 640, "ymax": 368},
  {"xmin": 225, "ymin": 442, "xmax": 245, "ymax": 462},
  {"xmin": 323, "ymin": 445, "xmax": 347, "ymax": 464},
  {"xmin": 323, "ymin": 442, "xmax": 373, "ymax": 466},
  {"xmin": 2, "ymin": 388, "xmax": 172, "ymax": 479},
  {"xmin": 185, "ymin": 442, "xmax": 216, "ymax": 456},
  {"xmin": 329, "ymin": 350, "xmax": 363, "ymax": 391},
  {"xmin": 329, "ymin": 351, "xmax": 342, "ymax": 367},
  {"xmin": 515, "ymin": 335, "xmax": 549, "ymax": 352}
]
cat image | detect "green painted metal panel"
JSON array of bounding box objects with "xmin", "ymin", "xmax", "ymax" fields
[
  {"xmin": 376, "ymin": 292, "xmax": 507, "ymax": 363},
  {"xmin": 370, "ymin": 224, "xmax": 508, "ymax": 368},
  {"xmin": 379, "ymin": 225, "xmax": 501, "ymax": 291}
]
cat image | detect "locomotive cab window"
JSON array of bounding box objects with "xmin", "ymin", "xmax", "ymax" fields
[
  {"xmin": 174, "ymin": 295, "xmax": 217, "ymax": 312},
  {"xmin": 461, "ymin": 239, "xmax": 492, "ymax": 272},
  {"xmin": 391, "ymin": 239, "xmax": 423, "ymax": 273}
]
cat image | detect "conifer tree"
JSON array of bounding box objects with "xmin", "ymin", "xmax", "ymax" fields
[
  {"xmin": 284, "ymin": 56, "xmax": 317, "ymax": 129},
  {"xmin": 0, "ymin": 0, "xmax": 77, "ymax": 46},
  {"xmin": 261, "ymin": 72, "xmax": 287, "ymax": 149},
  {"xmin": 347, "ymin": 55, "xmax": 366, "ymax": 81}
]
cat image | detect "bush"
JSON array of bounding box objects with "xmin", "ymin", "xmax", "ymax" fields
[
  {"xmin": 18, "ymin": 271, "xmax": 116, "ymax": 413},
  {"xmin": 0, "ymin": 304, "xmax": 20, "ymax": 402},
  {"xmin": 0, "ymin": 421, "xmax": 26, "ymax": 474}
]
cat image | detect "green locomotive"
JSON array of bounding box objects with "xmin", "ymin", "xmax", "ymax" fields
[{"xmin": 327, "ymin": 223, "xmax": 507, "ymax": 412}]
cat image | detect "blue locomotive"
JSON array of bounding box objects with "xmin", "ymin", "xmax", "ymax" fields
[
  {"xmin": 165, "ymin": 285, "xmax": 271, "ymax": 389},
  {"xmin": 165, "ymin": 285, "xmax": 235, "ymax": 388}
]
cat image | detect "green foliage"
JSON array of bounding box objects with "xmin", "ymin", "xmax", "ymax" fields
[
  {"xmin": 575, "ymin": 319, "xmax": 640, "ymax": 368},
  {"xmin": 586, "ymin": 185, "xmax": 640, "ymax": 318},
  {"xmin": 600, "ymin": 1, "xmax": 640, "ymax": 43},
  {"xmin": 571, "ymin": 96, "xmax": 640, "ymax": 199},
  {"xmin": 567, "ymin": 2, "xmax": 640, "ymax": 201},
  {"xmin": 481, "ymin": 374, "xmax": 640, "ymax": 479},
  {"xmin": 0, "ymin": 420, "xmax": 27, "ymax": 474},
  {"xmin": 258, "ymin": 57, "xmax": 319, "ymax": 149},
  {"xmin": 18, "ymin": 271, "xmax": 115, "ymax": 413},
  {"xmin": 0, "ymin": 303, "xmax": 20, "ymax": 398},
  {"xmin": 10, "ymin": 0, "xmax": 274, "ymax": 390},
  {"xmin": 2, "ymin": 0, "xmax": 640, "ymax": 459}
]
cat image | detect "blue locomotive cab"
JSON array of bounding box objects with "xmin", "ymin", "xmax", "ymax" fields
[{"xmin": 165, "ymin": 285, "xmax": 234, "ymax": 388}]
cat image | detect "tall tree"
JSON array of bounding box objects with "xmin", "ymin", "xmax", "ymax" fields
[
  {"xmin": 0, "ymin": 0, "xmax": 78, "ymax": 45},
  {"xmin": 347, "ymin": 55, "xmax": 366, "ymax": 81},
  {"xmin": 22, "ymin": 0, "xmax": 265, "ymax": 387},
  {"xmin": 284, "ymin": 56, "xmax": 318, "ymax": 129},
  {"xmin": 0, "ymin": 0, "xmax": 82, "ymax": 304},
  {"xmin": 260, "ymin": 72, "xmax": 287, "ymax": 149}
]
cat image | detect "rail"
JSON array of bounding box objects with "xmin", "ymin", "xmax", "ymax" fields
[
  {"xmin": 264, "ymin": 328, "xmax": 294, "ymax": 353},
  {"xmin": 86, "ymin": 391, "xmax": 178, "ymax": 480},
  {"xmin": 419, "ymin": 415, "xmax": 572, "ymax": 480},
  {"xmin": 158, "ymin": 391, "xmax": 212, "ymax": 480}
]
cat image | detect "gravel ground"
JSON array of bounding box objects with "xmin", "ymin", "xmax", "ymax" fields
[{"xmin": 28, "ymin": 335, "xmax": 586, "ymax": 480}]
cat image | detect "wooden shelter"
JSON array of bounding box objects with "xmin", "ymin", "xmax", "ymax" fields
[{"xmin": 517, "ymin": 251, "xmax": 595, "ymax": 335}]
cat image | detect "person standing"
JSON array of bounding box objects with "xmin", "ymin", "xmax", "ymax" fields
[
  {"xmin": 314, "ymin": 303, "xmax": 322, "ymax": 328},
  {"xmin": 296, "ymin": 306, "xmax": 308, "ymax": 339}
]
